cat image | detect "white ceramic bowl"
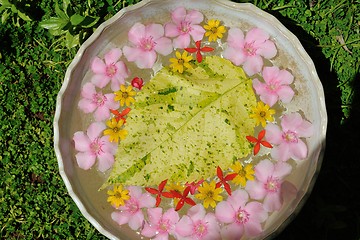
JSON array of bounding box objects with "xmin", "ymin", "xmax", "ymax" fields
[{"xmin": 54, "ymin": 0, "xmax": 327, "ymax": 239}]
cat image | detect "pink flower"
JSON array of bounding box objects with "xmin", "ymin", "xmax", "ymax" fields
[
  {"xmin": 223, "ymin": 27, "xmax": 277, "ymax": 76},
  {"xmin": 141, "ymin": 208, "xmax": 179, "ymax": 240},
  {"xmin": 78, "ymin": 82, "xmax": 118, "ymax": 121},
  {"xmin": 123, "ymin": 23, "xmax": 173, "ymax": 69},
  {"xmin": 245, "ymin": 159, "xmax": 292, "ymax": 212},
  {"xmin": 165, "ymin": 7, "xmax": 206, "ymax": 49},
  {"xmin": 265, "ymin": 112, "xmax": 314, "ymax": 161},
  {"xmin": 73, "ymin": 122, "xmax": 117, "ymax": 172},
  {"xmin": 252, "ymin": 66, "xmax": 295, "ymax": 107},
  {"xmin": 175, "ymin": 204, "xmax": 220, "ymax": 240},
  {"xmin": 90, "ymin": 48, "xmax": 129, "ymax": 91},
  {"xmin": 215, "ymin": 189, "xmax": 268, "ymax": 239},
  {"xmin": 111, "ymin": 186, "xmax": 156, "ymax": 230}
]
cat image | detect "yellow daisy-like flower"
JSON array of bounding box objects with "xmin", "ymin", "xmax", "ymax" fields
[
  {"xmin": 114, "ymin": 85, "xmax": 136, "ymax": 107},
  {"xmin": 107, "ymin": 184, "xmax": 130, "ymax": 208},
  {"xmin": 249, "ymin": 101, "xmax": 275, "ymax": 127},
  {"xmin": 169, "ymin": 51, "xmax": 193, "ymax": 73},
  {"xmin": 195, "ymin": 180, "xmax": 223, "ymax": 209},
  {"xmin": 204, "ymin": 19, "xmax": 227, "ymax": 42},
  {"xmin": 103, "ymin": 118, "xmax": 128, "ymax": 143},
  {"xmin": 230, "ymin": 161, "xmax": 255, "ymax": 187}
]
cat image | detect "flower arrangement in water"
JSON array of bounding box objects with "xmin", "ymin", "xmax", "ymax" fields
[{"xmin": 72, "ymin": 6, "xmax": 314, "ymax": 240}]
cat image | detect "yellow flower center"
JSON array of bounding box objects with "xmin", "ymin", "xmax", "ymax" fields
[
  {"xmin": 238, "ymin": 169, "xmax": 246, "ymax": 177},
  {"xmin": 113, "ymin": 127, "xmax": 119, "ymax": 133},
  {"xmin": 211, "ymin": 27, "xmax": 218, "ymax": 34},
  {"xmin": 178, "ymin": 59, "xmax": 184, "ymax": 64},
  {"xmin": 122, "ymin": 92, "xmax": 129, "ymax": 98},
  {"xmin": 259, "ymin": 111, "xmax": 267, "ymax": 117}
]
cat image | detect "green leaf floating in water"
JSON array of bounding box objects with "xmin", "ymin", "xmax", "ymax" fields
[{"xmin": 106, "ymin": 56, "xmax": 257, "ymax": 187}]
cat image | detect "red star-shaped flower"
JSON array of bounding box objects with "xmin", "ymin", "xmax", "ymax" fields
[
  {"xmin": 145, "ymin": 179, "xmax": 173, "ymax": 207},
  {"xmin": 246, "ymin": 129, "xmax": 272, "ymax": 155},
  {"xmin": 215, "ymin": 166, "xmax": 237, "ymax": 195},
  {"xmin": 110, "ymin": 107, "xmax": 131, "ymax": 123},
  {"xmin": 171, "ymin": 186, "xmax": 196, "ymax": 211},
  {"xmin": 184, "ymin": 40, "xmax": 214, "ymax": 63}
]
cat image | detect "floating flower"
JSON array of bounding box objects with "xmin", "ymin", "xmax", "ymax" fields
[
  {"xmin": 195, "ymin": 180, "xmax": 223, "ymax": 209},
  {"xmin": 169, "ymin": 50, "xmax": 193, "ymax": 73},
  {"xmin": 203, "ymin": 19, "xmax": 226, "ymax": 42},
  {"xmin": 246, "ymin": 129, "xmax": 273, "ymax": 155},
  {"xmin": 165, "ymin": 6, "xmax": 206, "ymax": 48},
  {"xmin": 249, "ymin": 101, "xmax": 275, "ymax": 127},
  {"xmin": 170, "ymin": 186, "xmax": 196, "ymax": 211},
  {"xmin": 131, "ymin": 77, "xmax": 144, "ymax": 90},
  {"xmin": 185, "ymin": 179, "xmax": 205, "ymax": 195},
  {"xmin": 103, "ymin": 118, "xmax": 128, "ymax": 143},
  {"xmin": 78, "ymin": 82, "xmax": 118, "ymax": 121},
  {"xmin": 175, "ymin": 204, "xmax": 221, "ymax": 239},
  {"xmin": 107, "ymin": 184, "xmax": 130, "ymax": 208},
  {"xmin": 110, "ymin": 107, "xmax": 131, "ymax": 123},
  {"xmin": 245, "ymin": 159, "xmax": 292, "ymax": 212},
  {"xmin": 141, "ymin": 208, "xmax": 179, "ymax": 239},
  {"xmin": 253, "ymin": 66, "xmax": 295, "ymax": 107},
  {"xmin": 215, "ymin": 166, "xmax": 237, "ymax": 195},
  {"xmin": 73, "ymin": 122, "xmax": 117, "ymax": 172},
  {"xmin": 215, "ymin": 189, "xmax": 268, "ymax": 239},
  {"xmin": 230, "ymin": 161, "xmax": 254, "ymax": 187},
  {"xmin": 145, "ymin": 179, "xmax": 173, "ymax": 207},
  {"xmin": 265, "ymin": 112, "xmax": 314, "ymax": 161},
  {"xmin": 185, "ymin": 40, "xmax": 214, "ymax": 63},
  {"xmin": 123, "ymin": 22, "xmax": 173, "ymax": 69},
  {"xmin": 112, "ymin": 186, "xmax": 156, "ymax": 230},
  {"xmin": 90, "ymin": 48, "xmax": 129, "ymax": 91},
  {"xmin": 223, "ymin": 27, "xmax": 277, "ymax": 76},
  {"xmin": 114, "ymin": 85, "xmax": 136, "ymax": 107}
]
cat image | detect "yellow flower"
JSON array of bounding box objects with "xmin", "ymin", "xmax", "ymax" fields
[
  {"xmin": 249, "ymin": 101, "xmax": 275, "ymax": 127},
  {"xmin": 107, "ymin": 185, "xmax": 130, "ymax": 208},
  {"xmin": 114, "ymin": 85, "xmax": 136, "ymax": 107},
  {"xmin": 195, "ymin": 180, "xmax": 223, "ymax": 208},
  {"xmin": 230, "ymin": 161, "xmax": 255, "ymax": 187},
  {"xmin": 169, "ymin": 51, "xmax": 193, "ymax": 73},
  {"xmin": 103, "ymin": 118, "xmax": 128, "ymax": 143},
  {"xmin": 203, "ymin": 19, "xmax": 226, "ymax": 42}
]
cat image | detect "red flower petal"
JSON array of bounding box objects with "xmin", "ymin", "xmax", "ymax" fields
[
  {"xmin": 261, "ymin": 140, "xmax": 273, "ymax": 148},
  {"xmin": 254, "ymin": 142, "xmax": 261, "ymax": 155},
  {"xmin": 246, "ymin": 135, "xmax": 258, "ymax": 143},
  {"xmin": 258, "ymin": 129, "xmax": 266, "ymax": 140},
  {"xmin": 196, "ymin": 51, "xmax": 203, "ymax": 63},
  {"xmin": 184, "ymin": 47, "xmax": 197, "ymax": 53},
  {"xmin": 200, "ymin": 46, "xmax": 214, "ymax": 52}
]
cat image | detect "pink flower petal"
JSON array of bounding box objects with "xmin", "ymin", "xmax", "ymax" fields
[
  {"xmin": 245, "ymin": 180, "xmax": 267, "ymax": 200},
  {"xmin": 138, "ymin": 193, "xmax": 156, "ymax": 208},
  {"xmin": 277, "ymin": 69, "xmax": 294, "ymax": 85},
  {"xmin": 154, "ymin": 37, "xmax": 173, "ymax": 56},
  {"xmin": 91, "ymin": 74, "xmax": 110, "ymax": 89},
  {"xmin": 141, "ymin": 222, "xmax": 156, "ymax": 238},
  {"xmin": 104, "ymin": 48, "xmax": 122, "ymax": 65},
  {"xmin": 128, "ymin": 23, "xmax": 146, "ymax": 45},
  {"xmin": 289, "ymin": 140, "xmax": 308, "ymax": 160},
  {"xmin": 81, "ymin": 82, "xmax": 96, "ymax": 98},
  {"xmin": 97, "ymin": 151, "xmax": 114, "ymax": 172},
  {"xmin": 227, "ymin": 189, "xmax": 248, "ymax": 211},
  {"xmin": 111, "ymin": 211, "xmax": 131, "ymax": 225},
  {"xmin": 273, "ymin": 161, "xmax": 292, "ymax": 179},
  {"xmin": 254, "ymin": 159, "xmax": 274, "ymax": 182},
  {"xmin": 227, "ymin": 28, "xmax": 245, "ymax": 49},
  {"xmin": 223, "ymin": 47, "xmax": 246, "ymax": 66},
  {"xmin": 175, "ymin": 215, "xmax": 193, "ymax": 237},
  {"xmin": 94, "ymin": 106, "xmax": 111, "ymax": 121},
  {"xmin": 91, "ymin": 57, "xmax": 106, "ymax": 74},
  {"xmin": 123, "ymin": 46, "xmax": 141, "ymax": 62},
  {"xmin": 297, "ymin": 120, "xmax": 314, "ymax": 138},
  {"xmin": 220, "ymin": 223, "xmax": 244, "ymax": 240},
  {"xmin": 277, "ymin": 85, "xmax": 295, "ymax": 103},
  {"xmin": 187, "ymin": 204, "xmax": 206, "ymax": 222},
  {"xmin": 73, "ymin": 132, "xmax": 91, "ymax": 152},
  {"xmin": 173, "ymin": 34, "xmax": 191, "ymax": 49},
  {"xmin": 256, "ymin": 40, "xmax": 277, "ymax": 59},
  {"xmin": 128, "ymin": 211, "xmax": 145, "ymax": 230},
  {"xmin": 215, "ymin": 201, "xmax": 235, "ymax": 224},
  {"xmin": 262, "ymin": 66, "xmax": 279, "ymax": 83},
  {"xmin": 163, "ymin": 208, "xmax": 179, "ymax": 224},
  {"xmin": 134, "ymin": 50, "xmax": 157, "ymax": 69},
  {"xmin": 203, "ymin": 214, "xmax": 221, "ymax": 240},
  {"xmin": 147, "ymin": 207, "xmax": 163, "ymax": 225},
  {"xmin": 265, "ymin": 123, "xmax": 283, "ymax": 145},
  {"xmin": 271, "ymin": 143, "xmax": 291, "ymax": 162},
  {"xmin": 260, "ymin": 91, "xmax": 279, "ymax": 107},
  {"xmin": 244, "ymin": 202, "xmax": 268, "ymax": 223},
  {"xmin": 128, "ymin": 186, "xmax": 142, "ymax": 199},
  {"xmin": 281, "ymin": 112, "xmax": 303, "ymax": 132},
  {"xmin": 186, "ymin": 9, "xmax": 204, "ymax": 24},
  {"xmin": 245, "ymin": 28, "xmax": 269, "ymax": 44},
  {"xmin": 244, "ymin": 219, "xmax": 263, "ymax": 237},
  {"xmin": 164, "ymin": 23, "xmax": 179, "ymax": 37},
  {"xmin": 87, "ymin": 122, "xmax": 106, "ymax": 140},
  {"xmin": 78, "ymin": 98, "xmax": 97, "ymax": 113},
  {"xmin": 75, "ymin": 152, "xmax": 96, "ymax": 170},
  {"xmin": 145, "ymin": 23, "xmax": 165, "ymax": 40},
  {"xmin": 171, "ymin": 7, "xmax": 187, "ymax": 24},
  {"xmin": 104, "ymin": 93, "xmax": 118, "ymax": 108},
  {"xmin": 189, "ymin": 25, "xmax": 206, "ymax": 41},
  {"xmin": 263, "ymin": 192, "xmax": 283, "ymax": 212},
  {"xmin": 243, "ymin": 55, "xmax": 263, "ymax": 76}
]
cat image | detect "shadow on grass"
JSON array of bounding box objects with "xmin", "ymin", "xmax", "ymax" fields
[{"xmin": 267, "ymin": 11, "xmax": 360, "ymax": 240}]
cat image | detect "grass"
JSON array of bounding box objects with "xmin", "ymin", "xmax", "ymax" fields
[{"xmin": 0, "ymin": 0, "xmax": 359, "ymax": 239}]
